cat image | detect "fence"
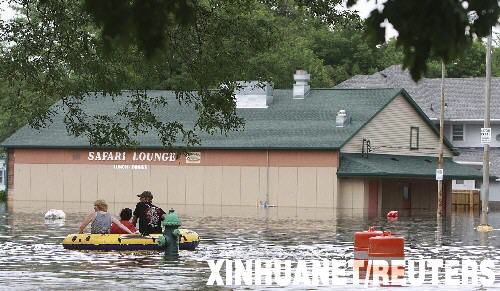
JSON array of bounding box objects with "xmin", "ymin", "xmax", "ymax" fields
[{"xmin": 451, "ymin": 189, "xmax": 480, "ymax": 210}]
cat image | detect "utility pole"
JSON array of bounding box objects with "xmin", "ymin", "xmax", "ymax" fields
[
  {"xmin": 478, "ymin": 29, "xmax": 494, "ymax": 232},
  {"xmin": 437, "ymin": 61, "xmax": 445, "ymax": 218}
]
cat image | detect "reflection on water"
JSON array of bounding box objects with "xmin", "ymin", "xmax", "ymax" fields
[{"xmin": 0, "ymin": 201, "xmax": 499, "ymax": 290}]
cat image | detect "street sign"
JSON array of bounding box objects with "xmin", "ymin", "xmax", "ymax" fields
[
  {"xmin": 436, "ymin": 169, "xmax": 443, "ymax": 181},
  {"xmin": 481, "ymin": 127, "xmax": 491, "ymax": 144}
]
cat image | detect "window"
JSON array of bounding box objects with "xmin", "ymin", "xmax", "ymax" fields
[
  {"xmin": 496, "ymin": 134, "xmax": 500, "ymax": 142},
  {"xmin": 452, "ymin": 124, "xmax": 464, "ymax": 141},
  {"xmin": 0, "ymin": 170, "xmax": 3, "ymax": 185},
  {"xmin": 455, "ymin": 180, "xmax": 464, "ymax": 185},
  {"xmin": 410, "ymin": 127, "xmax": 419, "ymax": 150}
]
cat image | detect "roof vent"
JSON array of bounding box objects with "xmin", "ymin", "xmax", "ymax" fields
[
  {"xmin": 235, "ymin": 81, "xmax": 273, "ymax": 108},
  {"xmin": 335, "ymin": 109, "xmax": 351, "ymax": 127},
  {"xmin": 293, "ymin": 70, "xmax": 310, "ymax": 99}
]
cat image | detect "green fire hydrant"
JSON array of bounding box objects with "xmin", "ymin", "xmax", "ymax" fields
[{"xmin": 158, "ymin": 209, "xmax": 181, "ymax": 257}]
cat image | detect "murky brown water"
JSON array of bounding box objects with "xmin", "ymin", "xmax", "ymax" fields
[{"xmin": 0, "ymin": 202, "xmax": 499, "ymax": 290}]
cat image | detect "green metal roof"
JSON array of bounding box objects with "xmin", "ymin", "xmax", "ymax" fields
[
  {"xmin": 337, "ymin": 153, "xmax": 486, "ymax": 180},
  {"xmin": 0, "ymin": 88, "xmax": 455, "ymax": 151}
]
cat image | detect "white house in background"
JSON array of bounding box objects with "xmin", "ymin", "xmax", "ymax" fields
[{"xmin": 336, "ymin": 65, "xmax": 500, "ymax": 209}]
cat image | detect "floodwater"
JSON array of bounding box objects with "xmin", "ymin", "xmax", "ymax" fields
[{"xmin": 0, "ymin": 202, "xmax": 499, "ymax": 290}]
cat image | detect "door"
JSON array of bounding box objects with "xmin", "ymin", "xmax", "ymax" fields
[{"xmin": 402, "ymin": 183, "xmax": 411, "ymax": 209}]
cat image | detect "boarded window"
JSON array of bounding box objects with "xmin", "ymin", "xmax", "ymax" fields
[
  {"xmin": 410, "ymin": 127, "xmax": 419, "ymax": 150},
  {"xmin": 452, "ymin": 124, "xmax": 464, "ymax": 141}
]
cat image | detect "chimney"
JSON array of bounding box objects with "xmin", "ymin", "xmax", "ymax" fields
[
  {"xmin": 235, "ymin": 81, "xmax": 273, "ymax": 108},
  {"xmin": 336, "ymin": 109, "xmax": 351, "ymax": 127},
  {"xmin": 293, "ymin": 70, "xmax": 310, "ymax": 99}
]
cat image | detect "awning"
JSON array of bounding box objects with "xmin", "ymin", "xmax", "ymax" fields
[{"xmin": 337, "ymin": 153, "xmax": 488, "ymax": 180}]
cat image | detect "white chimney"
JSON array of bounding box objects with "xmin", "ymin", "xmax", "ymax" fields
[
  {"xmin": 336, "ymin": 109, "xmax": 351, "ymax": 127},
  {"xmin": 293, "ymin": 70, "xmax": 310, "ymax": 99},
  {"xmin": 235, "ymin": 81, "xmax": 273, "ymax": 108}
]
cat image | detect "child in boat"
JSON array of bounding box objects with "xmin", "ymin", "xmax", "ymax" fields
[
  {"xmin": 110, "ymin": 208, "xmax": 137, "ymax": 234},
  {"xmin": 79, "ymin": 199, "xmax": 133, "ymax": 234}
]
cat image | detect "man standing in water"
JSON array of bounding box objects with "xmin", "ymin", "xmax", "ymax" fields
[{"xmin": 132, "ymin": 191, "xmax": 166, "ymax": 235}]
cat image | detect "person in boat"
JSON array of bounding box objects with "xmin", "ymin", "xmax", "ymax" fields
[
  {"xmin": 110, "ymin": 208, "xmax": 137, "ymax": 234},
  {"xmin": 79, "ymin": 199, "xmax": 133, "ymax": 234},
  {"xmin": 132, "ymin": 191, "xmax": 165, "ymax": 236}
]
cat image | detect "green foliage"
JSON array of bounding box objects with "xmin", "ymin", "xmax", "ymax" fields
[
  {"xmin": 358, "ymin": 0, "xmax": 499, "ymax": 81},
  {"xmin": 0, "ymin": 0, "xmax": 363, "ymax": 147},
  {"xmin": 83, "ymin": 0, "xmax": 500, "ymax": 82},
  {"xmin": 426, "ymin": 41, "xmax": 487, "ymax": 78},
  {"xmin": 0, "ymin": 190, "xmax": 5, "ymax": 202},
  {"xmin": 1, "ymin": 0, "xmax": 496, "ymax": 148},
  {"xmin": 84, "ymin": 0, "xmax": 196, "ymax": 57},
  {"xmin": 310, "ymin": 21, "xmax": 398, "ymax": 84},
  {"xmin": 491, "ymin": 35, "xmax": 500, "ymax": 77}
]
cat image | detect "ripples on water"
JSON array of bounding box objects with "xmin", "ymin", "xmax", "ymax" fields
[{"xmin": 0, "ymin": 202, "xmax": 499, "ymax": 290}]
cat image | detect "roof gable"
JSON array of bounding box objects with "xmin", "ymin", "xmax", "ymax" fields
[{"xmin": 342, "ymin": 89, "xmax": 457, "ymax": 155}]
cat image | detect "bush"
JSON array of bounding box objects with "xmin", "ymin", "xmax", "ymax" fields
[{"xmin": 0, "ymin": 190, "xmax": 5, "ymax": 202}]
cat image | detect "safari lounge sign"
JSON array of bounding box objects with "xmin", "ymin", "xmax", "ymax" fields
[{"xmin": 87, "ymin": 151, "xmax": 177, "ymax": 162}]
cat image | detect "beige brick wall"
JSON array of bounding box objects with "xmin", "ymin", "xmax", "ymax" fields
[
  {"xmin": 338, "ymin": 178, "xmax": 368, "ymax": 209},
  {"xmin": 10, "ymin": 163, "xmax": 339, "ymax": 209}
]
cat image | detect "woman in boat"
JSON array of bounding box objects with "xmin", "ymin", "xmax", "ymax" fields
[{"xmin": 79, "ymin": 199, "xmax": 133, "ymax": 234}]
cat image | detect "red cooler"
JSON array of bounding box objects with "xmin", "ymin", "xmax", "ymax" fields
[
  {"xmin": 354, "ymin": 227, "xmax": 383, "ymax": 273},
  {"xmin": 368, "ymin": 231, "xmax": 405, "ymax": 285}
]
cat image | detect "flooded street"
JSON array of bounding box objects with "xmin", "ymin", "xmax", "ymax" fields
[{"xmin": 0, "ymin": 202, "xmax": 499, "ymax": 290}]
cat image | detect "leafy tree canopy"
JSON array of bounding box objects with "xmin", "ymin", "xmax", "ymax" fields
[
  {"xmin": 350, "ymin": 0, "xmax": 499, "ymax": 80},
  {"xmin": 0, "ymin": 0, "xmax": 359, "ymax": 147},
  {"xmin": 2, "ymin": 0, "xmax": 495, "ymax": 148},
  {"xmin": 83, "ymin": 0, "xmax": 499, "ymax": 81}
]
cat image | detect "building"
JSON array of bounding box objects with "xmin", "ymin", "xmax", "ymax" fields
[
  {"xmin": 336, "ymin": 65, "xmax": 500, "ymax": 209},
  {"xmin": 1, "ymin": 71, "xmax": 482, "ymax": 215}
]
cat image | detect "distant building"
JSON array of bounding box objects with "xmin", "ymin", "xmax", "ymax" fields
[
  {"xmin": 336, "ymin": 65, "xmax": 500, "ymax": 209},
  {"xmin": 1, "ymin": 71, "xmax": 482, "ymax": 215}
]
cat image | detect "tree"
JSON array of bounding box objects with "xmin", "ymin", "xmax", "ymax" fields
[
  {"xmin": 425, "ymin": 40, "xmax": 486, "ymax": 78},
  {"xmin": 0, "ymin": 0, "xmax": 353, "ymax": 146},
  {"xmin": 351, "ymin": 0, "xmax": 499, "ymax": 80},
  {"xmin": 309, "ymin": 21, "xmax": 403, "ymax": 84},
  {"xmin": 8, "ymin": 0, "xmax": 490, "ymax": 148},
  {"xmin": 83, "ymin": 0, "xmax": 500, "ymax": 81}
]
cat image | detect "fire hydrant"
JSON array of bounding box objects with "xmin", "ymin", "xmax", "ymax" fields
[{"xmin": 158, "ymin": 209, "xmax": 181, "ymax": 257}]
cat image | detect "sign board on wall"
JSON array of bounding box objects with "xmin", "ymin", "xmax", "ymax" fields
[
  {"xmin": 87, "ymin": 151, "xmax": 177, "ymax": 162},
  {"xmin": 436, "ymin": 169, "xmax": 443, "ymax": 181},
  {"xmin": 86, "ymin": 151, "xmax": 177, "ymax": 170},
  {"xmin": 481, "ymin": 128, "xmax": 491, "ymax": 144},
  {"xmin": 186, "ymin": 152, "xmax": 201, "ymax": 164}
]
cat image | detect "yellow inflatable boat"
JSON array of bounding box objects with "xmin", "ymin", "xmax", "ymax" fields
[{"xmin": 62, "ymin": 229, "xmax": 199, "ymax": 251}]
